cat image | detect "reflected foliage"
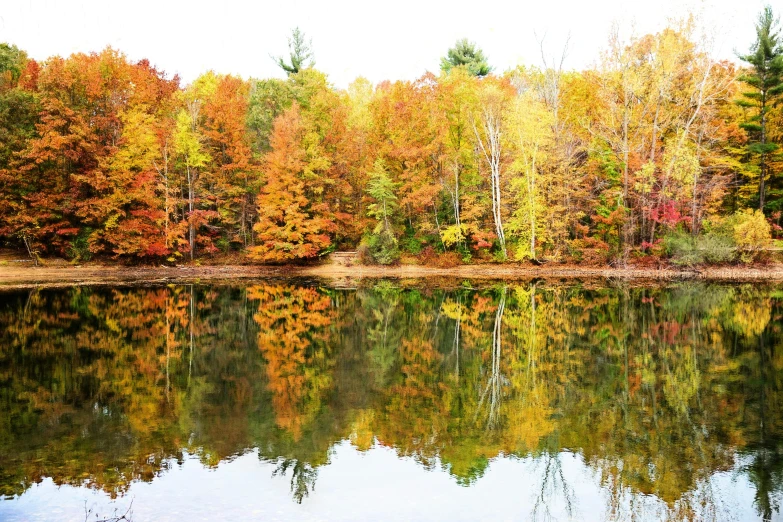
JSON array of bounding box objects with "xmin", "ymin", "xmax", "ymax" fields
[{"xmin": 1, "ymin": 281, "xmax": 782, "ymax": 518}]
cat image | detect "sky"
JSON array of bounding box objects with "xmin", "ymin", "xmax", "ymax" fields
[
  {"xmin": 0, "ymin": 444, "xmax": 761, "ymax": 521},
  {"xmin": 0, "ymin": 0, "xmax": 771, "ymax": 88}
]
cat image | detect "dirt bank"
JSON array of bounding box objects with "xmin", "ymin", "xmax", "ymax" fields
[{"xmin": 2, "ymin": 262, "xmax": 783, "ymax": 289}]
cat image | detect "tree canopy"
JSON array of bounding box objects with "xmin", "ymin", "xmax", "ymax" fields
[{"xmin": 440, "ymin": 38, "xmax": 492, "ymax": 77}]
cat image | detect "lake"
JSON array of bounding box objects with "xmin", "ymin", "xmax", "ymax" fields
[{"xmin": 0, "ymin": 280, "xmax": 781, "ymax": 521}]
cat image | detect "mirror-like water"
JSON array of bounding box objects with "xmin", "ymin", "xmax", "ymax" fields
[{"xmin": 0, "ymin": 280, "xmax": 781, "ymax": 521}]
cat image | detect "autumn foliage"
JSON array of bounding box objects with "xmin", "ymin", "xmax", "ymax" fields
[{"xmin": 1, "ymin": 15, "xmax": 782, "ymax": 265}]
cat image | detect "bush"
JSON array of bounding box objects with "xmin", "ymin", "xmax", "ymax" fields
[
  {"xmin": 568, "ymin": 237, "xmax": 613, "ymax": 265},
  {"xmin": 399, "ymin": 233, "xmax": 428, "ymax": 255},
  {"xmin": 357, "ymin": 244, "xmax": 373, "ymax": 265},
  {"xmin": 732, "ymin": 209, "xmax": 771, "ymax": 264},
  {"xmin": 418, "ymin": 246, "xmax": 437, "ymax": 265},
  {"xmin": 67, "ymin": 229, "xmax": 93, "ymax": 262},
  {"xmin": 699, "ymin": 232, "xmax": 735, "ymax": 264},
  {"xmin": 663, "ymin": 224, "xmax": 742, "ymax": 266},
  {"xmin": 216, "ymin": 237, "xmax": 231, "ymax": 253},
  {"xmin": 664, "ymin": 231, "xmax": 702, "ymax": 267},
  {"xmin": 417, "ymin": 246, "xmax": 461, "ymax": 267},
  {"xmin": 367, "ymin": 230, "xmax": 400, "ymax": 265},
  {"xmin": 431, "ymin": 251, "xmax": 463, "ymax": 268}
]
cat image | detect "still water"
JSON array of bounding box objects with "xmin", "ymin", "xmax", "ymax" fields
[{"xmin": 0, "ymin": 280, "xmax": 781, "ymax": 521}]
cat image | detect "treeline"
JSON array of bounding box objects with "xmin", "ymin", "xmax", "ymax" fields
[{"xmin": 0, "ymin": 9, "xmax": 781, "ymax": 265}]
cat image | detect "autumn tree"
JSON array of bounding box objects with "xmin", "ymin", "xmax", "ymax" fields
[
  {"xmin": 473, "ymin": 76, "xmax": 514, "ymax": 258},
  {"xmin": 0, "ymin": 44, "xmax": 39, "ymax": 258},
  {"xmin": 201, "ymin": 75, "xmax": 260, "ymax": 249},
  {"xmin": 436, "ymin": 68, "xmax": 484, "ymax": 252},
  {"xmin": 506, "ymin": 80, "xmax": 554, "ymax": 260},
  {"xmin": 368, "ymin": 75, "xmax": 442, "ymax": 248},
  {"xmin": 249, "ymin": 104, "xmax": 337, "ymax": 262}
]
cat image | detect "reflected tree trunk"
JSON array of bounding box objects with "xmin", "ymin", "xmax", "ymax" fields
[{"xmin": 478, "ymin": 286, "xmax": 506, "ymax": 429}]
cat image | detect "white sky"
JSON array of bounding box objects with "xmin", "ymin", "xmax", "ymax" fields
[{"xmin": 0, "ymin": 0, "xmax": 770, "ymax": 89}]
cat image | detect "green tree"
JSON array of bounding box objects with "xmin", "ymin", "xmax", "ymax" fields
[
  {"xmin": 738, "ymin": 5, "xmax": 783, "ymax": 211},
  {"xmin": 440, "ymin": 39, "xmax": 492, "ymax": 77},
  {"xmin": 366, "ymin": 159, "xmax": 400, "ymax": 264},
  {"xmin": 274, "ymin": 27, "xmax": 314, "ymax": 76},
  {"xmin": 0, "ymin": 43, "xmax": 27, "ymax": 87}
]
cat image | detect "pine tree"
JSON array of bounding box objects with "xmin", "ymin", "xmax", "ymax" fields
[
  {"xmin": 440, "ymin": 39, "xmax": 492, "ymax": 77},
  {"xmin": 738, "ymin": 5, "xmax": 783, "ymax": 211},
  {"xmin": 274, "ymin": 28, "xmax": 314, "ymax": 76},
  {"xmin": 366, "ymin": 159, "xmax": 400, "ymax": 264}
]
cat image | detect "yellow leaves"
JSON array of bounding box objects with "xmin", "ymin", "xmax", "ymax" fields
[
  {"xmin": 440, "ymin": 299, "xmax": 463, "ymax": 320},
  {"xmin": 505, "ymin": 398, "xmax": 555, "ymax": 453},
  {"xmin": 440, "ymin": 224, "xmax": 468, "ymax": 247},
  {"xmin": 726, "ymin": 297, "xmax": 771, "ymax": 338},
  {"xmin": 103, "ymin": 213, "xmax": 119, "ymax": 230},
  {"xmin": 346, "ymin": 76, "xmax": 374, "ymax": 130},
  {"xmin": 732, "ymin": 209, "xmax": 771, "ymax": 252},
  {"xmin": 349, "ymin": 409, "xmax": 376, "ymax": 452},
  {"xmin": 634, "ymin": 161, "xmax": 656, "ymax": 195},
  {"xmin": 663, "ymin": 133, "xmax": 701, "ymax": 189},
  {"xmin": 174, "ymin": 109, "xmax": 210, "ymax": 168}
]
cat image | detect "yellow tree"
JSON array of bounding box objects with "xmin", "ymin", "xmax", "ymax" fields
[
  {"xmin": 506, "ymin": 83, "xmax": 554, "ymax": 260},
  {"xmin": 174, "ymin": 73, "xmax": 216, "ymax": 259}
]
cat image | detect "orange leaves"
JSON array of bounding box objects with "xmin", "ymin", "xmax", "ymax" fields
[
  {"xmin": 4, "ymin": 48, "xmax": 180, "ymax": 258},
  {"xmin": 250, "ymin": 103, "xmax": 338, "ymax": 262},
  {"xmin": 250, "ymin": 284, "xmax": 335, "ymax": 439}
]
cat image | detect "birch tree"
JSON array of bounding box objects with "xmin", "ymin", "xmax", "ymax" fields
[
  {"xmin": 473, "ymin": 78, "xmax": 512, "ymax": 258},
  {"xmin": 507, "ymin": 82, "xmax": 554, "ymax": 260}
]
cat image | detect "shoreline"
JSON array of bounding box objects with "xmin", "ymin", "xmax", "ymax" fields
[{"xmin": 2, "ymin": 262, "xmax": 783, "ymax": 289}]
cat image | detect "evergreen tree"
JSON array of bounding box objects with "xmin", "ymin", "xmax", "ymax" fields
[
  {"xmin": 366, "ymin": 159, "xmax": 400, "ymax": 264},
  {"xmin": 274, "ymin": 27, "xmax": 314, "ymax": 76},
  {"xmin": 440, "ymin": 39, "xmax": 492, "ymax": 77},
  {"xmin": 738, "ymin": 5, "xmax": 783, "ymax": 211}
]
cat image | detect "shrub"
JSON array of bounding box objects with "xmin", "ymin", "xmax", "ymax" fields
[
  {"xmin": 367, "ymin": 230, "xmax": 400, "ymax": 265},
  {"xmin": 431, "ymin": 251, "xmax": 462, "ymax": 268},
  {"xmin": 418, "ymin": 245, "xmax": 437, "ymax": 265},
  {"xmin": 399, "ymin": 234, "xmax": 425, "ymax": 255},
  {"xmin": 664, "ymin": 230, "xmax": 702, "ymax": 267},
  {"xmin": 663, "ymin": 224, "xmax": 743, "ymax": 266},
  {"xmin": 417, "ymin": 245, "xmax": 461, "ymax": 267},
  {"xmin": 440, "ymin": 224, "xmax": 466, "ymax": 248},
  {"xmin": 699, "ymin": 232, "xmax": 735, "ymax": 264},
  {"xmin": 357, "ymin": 244, "xmax": 373, "ymax": 265},
  {"xmin": 67, "ymin": 230, "xmax": 93, "ymax": 262},
  {"xmin": 216, "ymin": 237, "xmax": 231, "ymax": 253},
  {"xmin": 732, "ymin": 209, "xmax": 771, "ymax": 264}
]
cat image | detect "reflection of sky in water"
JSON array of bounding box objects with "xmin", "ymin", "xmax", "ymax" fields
[{"xmin": 0, "ymin": 443, "xmax": 764, "ymax": 521}]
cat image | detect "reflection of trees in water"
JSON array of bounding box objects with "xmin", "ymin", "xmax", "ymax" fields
[
  {"xmin": 272, "ymin": 458, "xmax": 318, "ymax": 504},
  {"xmin": 0, "ymin": 282, "xmax": 782, "ymax": 518},
  {"xmin": 477, "ymin": 286, "xmax": 506, "ymax": 430},
  {"xmin": 528, "ymin": 452, "xmax": 576, "ymax": 522}
]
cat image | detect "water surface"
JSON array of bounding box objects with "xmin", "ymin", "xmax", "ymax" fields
[{"xmin": 0, "ymin": 280, "xmax": 781, "ymax": 521}]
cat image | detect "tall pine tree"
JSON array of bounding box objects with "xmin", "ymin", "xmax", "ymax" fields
[{"xmin": 738, "ymin": 5, "xmax": 783, "ymax": 211}]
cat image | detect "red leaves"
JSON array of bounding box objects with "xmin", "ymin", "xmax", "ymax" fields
[{"xmin": 650, "ymin": 201, "xmax": 690, "ymax": 227}]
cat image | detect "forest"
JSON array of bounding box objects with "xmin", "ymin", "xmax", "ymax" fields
[{"xmin": 0, "ymin": 7, "xmax": 782, "ymax": 267}]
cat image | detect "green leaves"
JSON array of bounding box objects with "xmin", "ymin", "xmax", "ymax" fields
[
  {"xmin": 274, "ymin": 27, "xmax": 314, "ymax": 76},
  {"xmin": 440, "ymin": 39, "xmax": 492, "ymax": 78}
]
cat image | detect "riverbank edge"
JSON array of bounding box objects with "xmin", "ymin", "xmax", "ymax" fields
[{"xmin": 2, "ymin": 262, "xmax": 783, "ymax": 289}]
